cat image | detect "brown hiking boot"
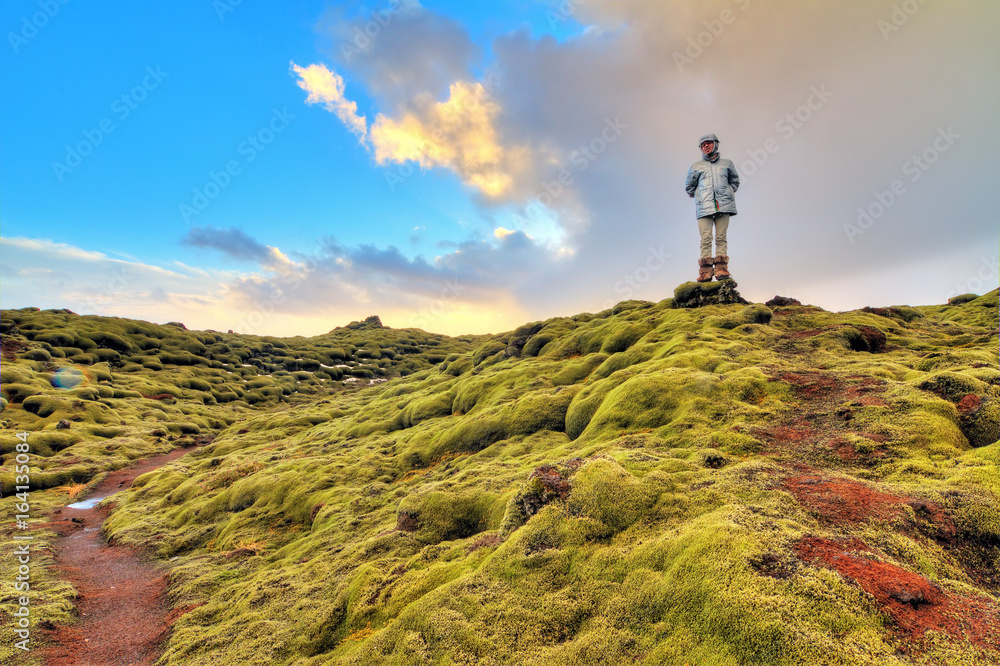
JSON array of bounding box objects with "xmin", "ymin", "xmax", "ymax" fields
[
  {"xmin": 697, "ymin": 257, "xmax": 714, "ymax": 282},
  {"xmin": 714, "ymin": 255, "xmax": 732, "ymax": 280}
]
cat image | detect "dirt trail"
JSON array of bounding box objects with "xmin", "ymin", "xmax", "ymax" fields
[{"xmin": 37, "ymin": 446, "xmax": 194, "ymax": 666}]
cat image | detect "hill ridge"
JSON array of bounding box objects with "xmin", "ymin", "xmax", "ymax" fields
[{"xmin": 0, "ymin": 290, "xmax": 997, "ymax": 665}]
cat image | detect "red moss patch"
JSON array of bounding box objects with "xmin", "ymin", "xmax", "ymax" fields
[
  {"xmin": 395, "ymin": 512, "xmax": 419, "ymax": 532},
  {"xmin": 828, "ymin": 437, "xmax": 861, "ymax": 463},
  {"xmin": 827, "ymin": 436, "xmax": 890, "ymax": 464},
  {"xmin": 755, "ymin": 370, "xmax": 891, "ymax": 466},
  {"xmin": 793, "ymin": 536, "xmax": 1000, "ymax": 653},
  {"xmin": 777, "ymin": 370, "xmax": 888, "ymax": 407},
  {"xmin": 779, "ymin": 473, "xmax": 906, "ymax": 524},
  {"xmin": 777, "ymin": 371, "xmax": 840, "ymax": 399},
  {"xmin": 853, "ymin": 325, "xmax": 887, "ymax": 353},
  {"xmin": 756, "ymin": 425, "xmax": 816, "ymax": 445},
  {"xmin": 957, "ymin": 394, "xmax": 983, "ymax": 415},
  {"xmin": 527, "ymin": 464, "xmax": 572, "ymax": 502},
  {"xmin": 467, "ymin": 532, "xmax": 502, "ymax": 553},
  {"xmin": 1, "ymin": 341, "xmax": 29, "ymax": 362},
  {"xmin": 779, "ymin": 470, "xmax": 958, "ymax": 545}
]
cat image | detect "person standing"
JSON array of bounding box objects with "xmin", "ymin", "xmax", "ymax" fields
[{"xmin": 685, "ymin": 133, "xmax": 740, "ymax": 282}]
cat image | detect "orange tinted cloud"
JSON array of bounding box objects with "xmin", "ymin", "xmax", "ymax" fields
[
  {"xmin": 290, "ymin": 61, "xmax": 367, "ymax": 138},
  {"xmin": 370, "ymin": 80, "xmax": 525, "ymax": 197}
]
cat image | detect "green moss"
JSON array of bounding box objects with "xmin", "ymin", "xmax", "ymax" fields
[
  {"xmin": 21, "ymin": 394, "xmax": 70, "ymax": 418},
  {"xmin": 601, "ymin": 322, "xmax": 652, "ymax": 353},
  {"xmin": 577, "ymin": 369, "xmax": 704, "ymax": 442},
  {"xmin": 69, "ymin": 352, "xmax": 97, "ymax": 364},
  {"xmin": 3, "ymin": 293, "xmax": 999, "ymax": 665},
  {"xmin": 591, "ymin": 345, "xmax": 658, "ymax": 380},
  {"xmin": 706, "ymin": 304, "xmax": 773, "ymax": 329},
  {"xmin": 1, "ymin": 383, "xmax": 37, "ymax": 403},
  {"xmin": 401, "ymin": 392, "xmax": 454, "ymax": 427},
  {"xmin": 24, "ymin": 348, "xmax": 51, "ymax": 362},
  {"xmin": 551, "ymin": 353, "xmax": 607, "ymax": 386},
  {"xmin": 918, "ymin": 371, "xmax": 989, "ymax": 402},
  {"xmin": 396, "ymin": 490, "xmax": 497, "ymax": 544},
  {"xmin": 674, "ymin": 280, "xmax": 725, "ymax": 303},
  {"xmin": 567, "ymin": 459, "xmax": 658, "ymax": 532},
  {"xmin": 947, "ymin": 293, "xmax": 979, "ymax": 305},
  {"xmin": 709, "ymin": 429, "xmax": 765, "ymax": 455},
  {"xmin": 963, "ymin": 396, "xmax": 999, "ymax": 448}
]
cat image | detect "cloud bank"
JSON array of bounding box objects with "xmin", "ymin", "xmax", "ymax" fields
[
  {"xmin": 289, "ymin": 0, "xmax": 997, "ymax": 322},
  {"xmin": 9, "ymin": 1, "xmax": 995, "ymax": 337}
]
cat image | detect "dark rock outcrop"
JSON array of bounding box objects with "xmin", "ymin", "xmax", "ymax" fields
[
  {"xmin": 673, "ymin": 281, "xmax": 750, "ymax": 308},
  {"xmin": 765, "ymin": 295, "xmax": 802, "ymax": 307}
]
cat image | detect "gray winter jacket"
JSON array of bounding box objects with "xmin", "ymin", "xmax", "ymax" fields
[{"xmin": 685, "ymin": 155, "xmax": 740, "ymax": 219}]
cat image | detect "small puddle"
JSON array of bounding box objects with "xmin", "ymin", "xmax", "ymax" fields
[
  {"xmin": 67, "ymin": 495, "xmax": 111, "ymax": 510},
  {"xmin": 40, "ymin": 444, "xmax": 200, "ymax": 666}
]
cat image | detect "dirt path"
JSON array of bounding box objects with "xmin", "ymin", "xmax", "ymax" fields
[{"xmin": 37, "ymin": 446, "xmax": 195, "ymax": 666}]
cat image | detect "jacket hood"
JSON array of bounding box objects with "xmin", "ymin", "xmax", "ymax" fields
[{"xmin": 699, "ymin": 133, "xmax": 719, "ymax": 160}]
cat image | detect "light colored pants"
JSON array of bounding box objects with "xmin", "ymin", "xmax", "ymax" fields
[{"xmin": 698, "ymin": 214, "xmax": 729, "ymax": 258}]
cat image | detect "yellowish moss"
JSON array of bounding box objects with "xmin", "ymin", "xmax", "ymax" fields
[{"xmin": 3, "ymin": 292, "xmax": 999, "ymax": 665}]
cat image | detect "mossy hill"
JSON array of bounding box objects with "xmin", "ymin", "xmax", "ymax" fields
[{"xmin": 1, "ymin": 291, "xmax": 998, "ymax": 665}]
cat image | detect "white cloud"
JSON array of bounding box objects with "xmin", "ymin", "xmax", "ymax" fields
[
  {"xmin": 0, "ymin": 234, "xmax": 548, "ymax": 336},
  {"xmin": 290, "ymin": 61, "xmax": 367, "ymax": 138},
  {"xmin": 370, "ymin": 80, "xmax": 532, "ymax": 198},
  {"xmin": 293, "ymin": 1, "xmax": 998, "ymax": 324}
]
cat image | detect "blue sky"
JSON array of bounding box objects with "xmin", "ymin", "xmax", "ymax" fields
[{"xmin": 2, "ymin": 1, "xmax": 998, "ymax": 335}]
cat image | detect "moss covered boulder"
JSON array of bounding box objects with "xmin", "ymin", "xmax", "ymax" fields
[{"xmin": 673, "ymin": 280, "xmax": 750, "ymax": 308}]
